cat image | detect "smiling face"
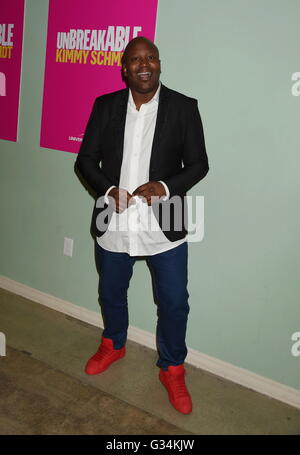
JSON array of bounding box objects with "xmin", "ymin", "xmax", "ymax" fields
[{"xmin": 122, "ymin": 39, "xmax": 161, "ymax": 95}]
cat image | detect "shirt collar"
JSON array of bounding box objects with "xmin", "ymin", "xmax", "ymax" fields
[{"xmin": 128, "ymin": 82, "xmax": 161, "ymax": 110}]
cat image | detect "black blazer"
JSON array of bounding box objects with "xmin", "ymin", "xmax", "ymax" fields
[{"xmin": 75, "ymin": 83, "xmax": 209, "ymax": 242}]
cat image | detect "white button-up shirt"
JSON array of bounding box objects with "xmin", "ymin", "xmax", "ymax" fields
[{"xmin": 96, "ymin": 84, "xmax": 186, "ymax": 256}]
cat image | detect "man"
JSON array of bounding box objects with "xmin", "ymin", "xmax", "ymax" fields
[{"xmin": 75, "ymin": 37, "xmax": 209, "ymax": 414}]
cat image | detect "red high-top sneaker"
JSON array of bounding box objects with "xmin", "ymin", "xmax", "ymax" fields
[
  {"xmin": 85, "ymin": 337, "xmax": 126, "ymax": 375},
  {"xmin": 159, "ymin": 365, "xmax": 192, "ymax": 414}
]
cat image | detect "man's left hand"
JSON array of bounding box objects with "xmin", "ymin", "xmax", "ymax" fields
[{"xmin": 132, "ymin": 181, "xmax": 166, "ymax": 205}]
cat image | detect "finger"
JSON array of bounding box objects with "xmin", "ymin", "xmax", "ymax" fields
[
  {"xmin": 119, "ymin": 201, "xmax": 128, "ymax": 211},
  {"xmin": 142, "ymin": 195, "xmax": 151, "ymax": 205},
  {"xmin": 128, "ymin": 198, "xmax": 136, "ymax": 206},
  {"xmin": 147, "ymin": 194, "xmax": 159, "ymax": 205},
  {"xmin": 136, "ymin": 184, "xmax": 148, "ymax": 192},
  {"xmin": 117, "ymin": 204, "xmax": 125, "ymax": 213},
  {"xmin": 133, "ymin": 184, "xmax": 149, "ymax": 195},
  {"xmin": 126, "ymin": 193, "xmax": 134, "ymax": 204},
  {"xmin": 150, "ymin": 195, "xmax": 160, "ymax": 205},
  {"xmin": 136, "ymin": 189, "xmax": 150, "ymax": 198},
  {"xmin": 120, "ymin": 195, "xmax": 130, "ymax": 210},
  {"xmin": 137, "ymin": 194, "xmax": 148, "ymax": 204},
  {"xmin": 118, "ymin": 193, "xmax": 128, "ymax": 208},
  {"xmin": 114, "ymin": 198, "xmax": 124, "ymax": 213}
]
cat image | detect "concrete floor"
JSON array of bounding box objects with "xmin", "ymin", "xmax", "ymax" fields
[{"xmin": 0, "ymin": 288, "xmax": 300, "ymax": 435}]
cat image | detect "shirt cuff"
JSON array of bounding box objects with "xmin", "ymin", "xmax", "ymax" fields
[
  {"xmin": 104, "ymin": 185, "xmax": 117, "ymax": 205},
  {"xmin": 158, "ymin": 181, "xmax": 170, "ymax": 201}
]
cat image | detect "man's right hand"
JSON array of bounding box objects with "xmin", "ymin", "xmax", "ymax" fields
[{"xmin": 108, "ymin": 187, "xmax": 136, "ymax": 213}]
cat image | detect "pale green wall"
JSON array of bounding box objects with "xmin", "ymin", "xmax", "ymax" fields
[{"xmin": 1, "ymin": 0, "xmax": 299, "ymax": 389}]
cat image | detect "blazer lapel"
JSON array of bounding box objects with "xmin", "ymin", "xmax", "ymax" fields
[
  {"xmin": 149, "ymin": 83, "xmax": 169, "ymax": 175},
  {"xmin": 113, "ymin": 88, "xmax": 129, "ymax": 178}
]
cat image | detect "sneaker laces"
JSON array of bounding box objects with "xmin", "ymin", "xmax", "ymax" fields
[
  {"xmin": 92, "ymin": 344, "xmax": 114, "ymax": 361},
  {"xmin": 168, "ymin": 373, "xmax": 189, "ymax": 399}
]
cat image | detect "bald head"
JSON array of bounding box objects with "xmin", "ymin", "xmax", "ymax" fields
[
  {"xmin": 122, "ymin": 36, "xmax": 159, "ymax": 65},
  {"xmin": 121, "ymin": 36, "xmax": 161, "ymax": 97}
]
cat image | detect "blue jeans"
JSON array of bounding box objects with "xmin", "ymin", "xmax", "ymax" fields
[{"xmin": 95, "ymin": 241, "xmax": 189, "ymax": 370}]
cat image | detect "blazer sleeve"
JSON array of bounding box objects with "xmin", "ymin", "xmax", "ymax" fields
[
  {"xmin": 163, "ymin": 99, "xmax": 209, "ymax": 197},
  {"xmin": 75, "ymin": 97, "xmax": 114, "ymax": 197}
]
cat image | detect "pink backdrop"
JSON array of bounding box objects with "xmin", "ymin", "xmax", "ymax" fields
[
  {"xmin": 40, "ymin": 0, "xmax": 158, "ymax": 153},
  {"xmin": 0, "ymin": 0, "xmax": 25, "ymax": 142}
]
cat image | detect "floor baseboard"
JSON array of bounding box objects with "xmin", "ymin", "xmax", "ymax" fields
[{"xmin": 1, "ymin": 274, "xmax": 300, "ymax": 410}]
